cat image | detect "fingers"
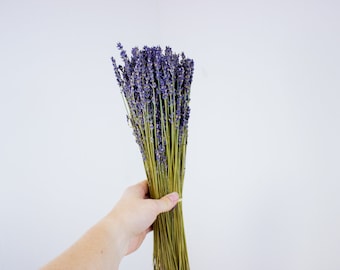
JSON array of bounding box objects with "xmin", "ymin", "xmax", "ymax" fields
[
  {"xmin": 125, "ymin": 180, "xmax": 148, "ymax": 198},
  {"xmin": 124, "ymin": 181, "xmax": 180, "ymax": 214},
  {"xmin": 155, "ymin": 192, "xmax": 179, "ymax": 214}
]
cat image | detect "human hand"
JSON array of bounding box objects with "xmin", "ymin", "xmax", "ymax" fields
[
  {"xmin": 41, "ymin": 180, "xmax": 178, "ymax": 270},
  {"xmin": 107, "ymin": 180, "xmax": 179, "ymax": 256}
]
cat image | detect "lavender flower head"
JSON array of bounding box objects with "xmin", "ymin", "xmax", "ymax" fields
[{"xmin": 111, "ymin": 43, "xmax": 194, "ymax": 165}]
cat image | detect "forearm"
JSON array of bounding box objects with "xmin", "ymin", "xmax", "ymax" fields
[{"xmin": 41, "ymin": 216, "xmax": 126, "ymax": 270}]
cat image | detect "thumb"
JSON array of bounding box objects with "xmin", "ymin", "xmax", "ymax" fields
[{"xmin": 155, "ymin": 192, "xmax": 179, "ymax": 214}]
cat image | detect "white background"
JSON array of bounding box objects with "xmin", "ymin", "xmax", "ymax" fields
[{"xmin": 1, "ymin": 0, "xmax": 339, "ymax": 269}]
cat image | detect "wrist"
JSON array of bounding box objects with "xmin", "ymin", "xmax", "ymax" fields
[{"xmin": 102, "ymin": 209, "xmax": 130, "ymax": 260}]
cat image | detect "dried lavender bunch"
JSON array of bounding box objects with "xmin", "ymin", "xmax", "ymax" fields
[{"xmin": 111, "ymin": 43, "xmax": 194, "ymax": 270}]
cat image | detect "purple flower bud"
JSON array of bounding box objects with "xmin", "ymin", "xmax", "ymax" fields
[{"xmin": 111, "ymin": 44, "xmax": 194, "ymax": 163}]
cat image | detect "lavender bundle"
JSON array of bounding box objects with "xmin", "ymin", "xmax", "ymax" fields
[{"xmin": 111, "ymin": 43, "xmax": 194, "ymax": 270}]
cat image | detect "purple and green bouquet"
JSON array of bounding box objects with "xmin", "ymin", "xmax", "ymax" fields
[{"xmin": 112, "ymin": 43, "xmax": 194, "ymax": 270}]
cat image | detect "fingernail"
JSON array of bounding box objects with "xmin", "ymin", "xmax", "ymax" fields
[{"xmin": 167, "ymin": 192, "xmax": 179, "ymax": 203}]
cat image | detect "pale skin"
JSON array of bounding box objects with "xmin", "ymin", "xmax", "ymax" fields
[{"xmin": 41, "ymin": 180, "xmax": 179, "ymax": 270}]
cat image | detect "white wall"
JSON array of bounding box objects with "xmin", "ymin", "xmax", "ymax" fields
[{"xmin": 1, "ymin": 0, "xmax": 339, "ymax": 269}]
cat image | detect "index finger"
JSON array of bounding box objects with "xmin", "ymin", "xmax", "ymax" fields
[{"xmin": 125, "ymin": 179, "xmax": 149, "ymax": 198}]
